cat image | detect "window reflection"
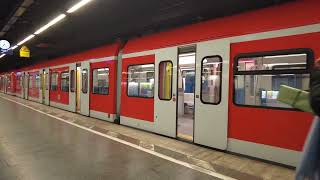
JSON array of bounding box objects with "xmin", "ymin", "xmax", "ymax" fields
[
  {"xmin": 92, "ymin": 68, "xmax": 109, "ymax": 95},
  {"xmin": 128, "ymin": 64, "xmax": 154, "ymax": 98},
  {"xmin": 201, "ymin": 56, "xmax": 222, "ymax": 104}
]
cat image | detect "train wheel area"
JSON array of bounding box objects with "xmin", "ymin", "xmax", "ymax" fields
[{"xmin": 0, "ymin": 93, "xmax": 294, "ymax": 180}]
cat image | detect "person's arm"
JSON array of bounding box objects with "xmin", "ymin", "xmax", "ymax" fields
[{"xmin": 310, "ymin": 66, "xmax": 320, "ymax": 116}]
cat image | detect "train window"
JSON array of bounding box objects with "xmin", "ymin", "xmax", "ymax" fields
[
  {"xmin": 61, "ymin": 72, "xmax": 69, "ymax": 92},
  {"xmin": 92, "ymin": 68, "xmax": 109, "ymax": 95},
  {"xmin": 70, "ymin": 70, "xmax": 75, "ymax": 92},
  {"xmin": 28, "ymin": 74, "xmax": 32, "ymax": 89},
  {"xmin": 39, "ymin": 74, "xmax": 43, "ymax": 90},
  {"xmin": 82, "ymin": 69, "xmax": 88, "ymax": 94},
  {"xmin": 127, "ymin": 64, "xmax": 154, "ymax": 98},
  {"xmin": 158, "ymin": 61, "xmax": 173, "ymax": 100},
  {"xmin": 45, "ymin": 72, "xmax": 49, "ymax": 90},
  {"xmin": 234, "ymin": 49, "xmax": 313, "ymax": 109},
  {"xmin": 50, "ymin": 72, "xmax": 59, "ymax": 91},
  {"xmin": 201, "ymin": 56, "xmax": 222, "ymax": 104},
  {"xmin": 35, "ymin": 74, "xmax": 40, "ymax": 89}
]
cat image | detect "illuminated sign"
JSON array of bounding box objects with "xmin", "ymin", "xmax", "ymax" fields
[{"xmin": 20, "ymin": 46, "xmax": 30, "ymax": 58}]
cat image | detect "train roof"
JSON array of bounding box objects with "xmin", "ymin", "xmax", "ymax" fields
[
  {"xmin": 20, "ymin": 42, "xmax": 121, "ymax": 71},
  {"xmin": 123, "ymin": 0, "xmax": 320, "ymax": 54}
]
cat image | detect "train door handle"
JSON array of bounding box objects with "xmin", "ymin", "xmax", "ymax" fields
[{"xmin": 196, "ymin": 95, "xmax": 200, "ymax": 98}]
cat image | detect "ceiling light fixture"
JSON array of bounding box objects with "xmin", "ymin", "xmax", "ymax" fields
[
  {"xmin": 34, "ymin": 14, "xmax": 66, "ymax": 35},
  {"xmin": 0, "ymin": 54, "xmax": 5, "ymax": 58},
  {"xmin": 17, "ymin": 34, "xmax": 35, "ymax": 46},
  {"xmin": 11, "ymin": 45, "xmax": 18, "ymax": 50},
  {"xmin": 67, "ymin": 0, "xmax": 93, "ymax": 13}
]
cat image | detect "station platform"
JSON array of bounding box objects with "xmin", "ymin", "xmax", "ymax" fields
[{"xmin": 0, "ymin": 94, "xmax": 295, "ymax": 180}]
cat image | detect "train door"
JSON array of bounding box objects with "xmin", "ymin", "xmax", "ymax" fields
[
  {"xmin": 4, "ymin": 75, "xmax": 7, "ymax": 94},
  {"xmin": 176, "ymin": 46, "xmax": 196, "ymax": 141},
  {"xmin": 21, "ymin": 72, "xmax": 25, "ymax": 99},
  {"xmin": 43, "ymin": 68, "xmax": 50, "ymax": 105},
  {"xmin": 0, "ymin": 76, "xmax": 2, "ymax": 93},
  {"xmin": 80, "ymin": 62, "xmax": 90, "ymax": 116},
  {"xmin": 193, "ymin": 39, "xmax": 229, "ymax": 150},
  {"xmin": 154, "ymin": 47, "xmax": 178, "ymax": 137},
  {"xmin": 40, "ymin": 69, "xmax": 45, "ymax": 103},
  {"xmin": 69, "ymin": 64, "xmax": 77, "ymax": 112},
  {"xmin": 24, "ymin": 73, "xmax": 28, "ymax": 99}
]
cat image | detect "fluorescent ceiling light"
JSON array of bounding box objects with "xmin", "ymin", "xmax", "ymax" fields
[
  {"xmin": 34, "ymin": 14, "xmax": 66, "ymax": 35},
  {"xmin": 17, "ymin": 34, "xmax": 35, "ymax": 46},
  {"xmin": 67, "ymin": 0, "xmax": 93, "ymax": 13},
  {"xmin": 141, "ymin": 64, "xmax": 154, "ymax": 68},
  {"xmin": 97, "ymin": 68, "xmax": 108, "ymax": 72},
  {"xmin": 0, "ymin": 54, "xmax": 5, "ymax": 58},
  {"xmin": 11, "ymin": 45, "xmax": 18, "ymax": 50},
  {"xmin": 264, "ymin": 54, "xmax": 306, "ymax": 59},
  {"xmin": 179, "ymin": 52, "xmax": 196, "ymax": 58},
  {"xmin": 267, "ymin": 62, "xmax": 306, "ymax": 66}
]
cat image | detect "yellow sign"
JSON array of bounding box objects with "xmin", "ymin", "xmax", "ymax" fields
[{"xmin": 20, "ymin": 46, "xmax": 30, "ymax": 58}]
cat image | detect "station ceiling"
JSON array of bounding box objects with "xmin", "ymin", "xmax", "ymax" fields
[{"xmin": 0, "ymin": 0, "xmax": 292, "ymax": 72}]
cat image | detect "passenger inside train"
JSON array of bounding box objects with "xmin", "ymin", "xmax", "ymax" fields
[{"xmin": 235, "ymin": 53, "xmax": 309, "ymax": 108}]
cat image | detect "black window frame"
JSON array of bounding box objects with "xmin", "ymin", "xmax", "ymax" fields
[
  {"xmin": 200, "ymin": 55, "xmax": 223, "ymax": 105},
  {"xmin": 158, "ymin": 61, "xmax": 173, "ymax": 101},
  {"xmin": 233, "ymin": 48, "xmax": 314, "ymax": 111},
  {"xmin": 60, "ymin": 71, "xmax": 70, "ymax": 92},
  {"xmin": 92, "ymin": 67, "xmax": 110, "ymax": 95},
  {"xmin": 127, "ymin": 63, "xmax": 155, "ymax": 99}
]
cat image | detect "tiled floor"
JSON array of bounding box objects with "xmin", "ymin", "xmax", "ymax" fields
[
  {"xmin": 0, "ymin": 97, "xmax": 221, "ymax": 180},
  {"xmin": 0, "ymin": 94, "xmax": 296, "ymax": 180}
]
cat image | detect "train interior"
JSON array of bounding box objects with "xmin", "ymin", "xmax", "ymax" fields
[
  {"xmin": 76, "ymin": 66, "xmax": 81, "ymax": 113},
  {"xmin": 41, "ymin": 71, "xmax": 44, "ymax": 103},
  {"xmin": 177, "ymin": 47, "xmax": 196, "ymax": 141}
]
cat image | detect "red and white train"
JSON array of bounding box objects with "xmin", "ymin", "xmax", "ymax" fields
[{"xmin": 0, "ymin": 0, "xmax": 319, "ymax": 167}]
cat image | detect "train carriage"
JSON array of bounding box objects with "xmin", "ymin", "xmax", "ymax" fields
[
  {"xmin": 119, "ymin": 0, "xmax": 320, "ymax": 166},
  {"xmin": 13, "ymin": 43, "xmax": 121, "ymax": 121}
]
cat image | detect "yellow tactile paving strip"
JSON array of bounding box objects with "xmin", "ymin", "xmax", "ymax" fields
[{"xmin": 0, "ymin": 94, "xmax": 296, "ymax": 180}]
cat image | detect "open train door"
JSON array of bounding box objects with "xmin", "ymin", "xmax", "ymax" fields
[
  {"xmin": 69, "ymin": 63, "xmax": 77, "ymax": 112},
  {"xmin": 194, "ymin": 39, "xmax": 230, "ymax": 150},
  {"xmin": 80, "ymin": 61, "xmax": 90, "ymax": 116},
  {"xmin": 154, "ymin": 47, "xmax": 178, "ymax": 137},
  {"xmin": 39, "ymin": 69, "xmax": 44, "ymax": 103},
  {"xmin": 44, "ymin": 68, "xmax": 50, "ymax": 105}
]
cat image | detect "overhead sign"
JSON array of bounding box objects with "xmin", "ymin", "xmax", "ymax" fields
[{"xmin": 20, "ymin": 46, "xmax": 30, "ymax": 58}]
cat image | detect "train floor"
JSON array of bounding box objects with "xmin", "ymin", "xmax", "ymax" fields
[{"xmin": 0, "ymin": 94, "xmax": 295, "ymax": 180}]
